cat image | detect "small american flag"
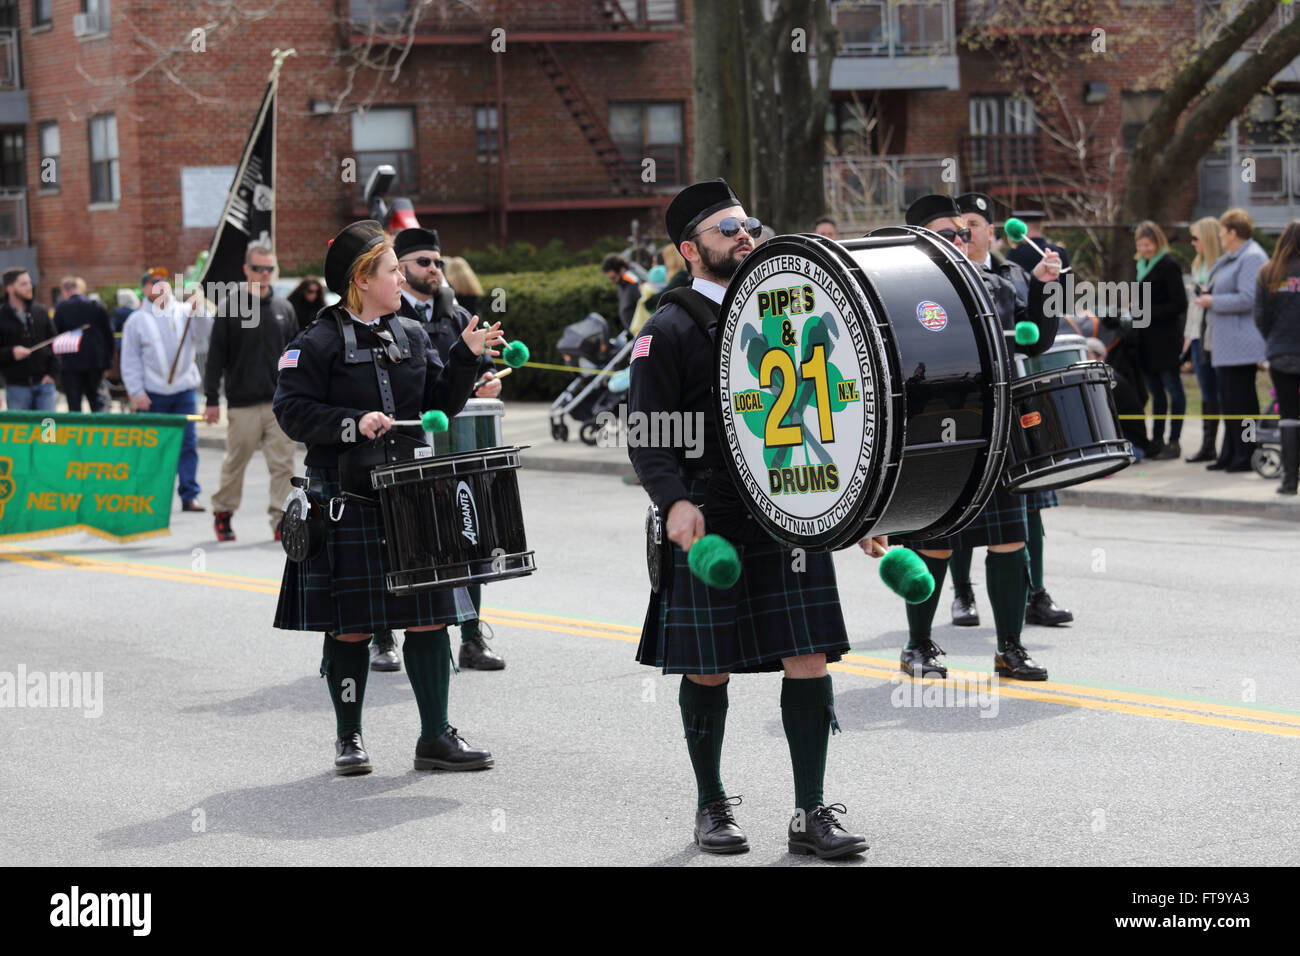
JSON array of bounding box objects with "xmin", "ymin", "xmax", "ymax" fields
[
  {"xmin": 52, "ymin": 330, "xmax": 83, "ymax": 355},
  {"xmin": 278, "ymin": 349, "xmax": 300, "ymax": 371},
  {"xmin": 631, "ymin": 335, "xmax": 652, "ymax": 361}
]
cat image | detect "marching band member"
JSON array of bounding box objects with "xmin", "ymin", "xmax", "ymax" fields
[
  {"xmin": 895, "ymin": 195, "xmax": 1061, "ymax": 682},
  {"xmin": 271, "ymin": 220, "xmax": 505, "ymax": 776},
  {"xmin": 629, "ymin": 179, "xmax": 875, "ymax": 859}
]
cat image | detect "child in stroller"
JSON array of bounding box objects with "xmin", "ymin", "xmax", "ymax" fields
[{"xmin": 549, "ymin": 311, "xmax": 634, "ymax": 445}]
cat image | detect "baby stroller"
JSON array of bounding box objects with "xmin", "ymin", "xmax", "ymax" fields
[
  {"xmin": 1252, "ymin": 396, "xmax": 1283, "ymax": 479},
  {"xmin": 549, "ymin": 311, "xmax": 634, "ymax": 445}
]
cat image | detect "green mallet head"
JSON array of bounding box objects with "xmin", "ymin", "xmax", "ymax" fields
[
  {"xmin": 688, "ymin": 534, "xmax": 741, "ymax": 589},
  {"xmin": 420, "ymin": 409, "xmax": 449, "ymax": 433},
  {"xmin": 502, "ymin": 340, "xmax": 530, "ymax": 368},
  {"xmin": 1004, "ymin": 217, "xmax": 1028, "ymax": 243},
  {"xmin": 1014, "ymin": 321, "xmax": 1040, "ymax": 347},
  {"xmin": 879, "ymin": 548, "xmax": 935, "ymax": 604}
]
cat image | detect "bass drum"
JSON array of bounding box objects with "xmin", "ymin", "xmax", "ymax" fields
[{"xmin": 715, "ymin": 228, "xmax": 1010, "ymax": 551}]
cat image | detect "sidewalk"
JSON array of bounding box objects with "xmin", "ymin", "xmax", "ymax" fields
[{"xmin": 186, "ymin": 401, "xmax": 1300, "ymax": 521}]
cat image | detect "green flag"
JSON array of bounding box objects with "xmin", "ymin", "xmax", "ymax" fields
[{"xmin": 0, "ymin": 412, "xmax": 186, "ymax": 542}]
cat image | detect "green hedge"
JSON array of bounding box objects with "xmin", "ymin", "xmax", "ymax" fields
[
  {"xmin": 477, "ymin": 264, "xmax": 621, "ymax": 401},
  {"xmin": 462, "ymin": 235, "xmax": 633, "ymax": 274}
]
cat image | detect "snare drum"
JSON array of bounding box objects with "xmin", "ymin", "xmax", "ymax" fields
[
  {"xmin": 371, "ymin": 446, "xmax": 536, "ymax": 593},
  {"xmin": 1004, "ymin": 362, "xmax": 1133, "ymax": 493},
  {"xmin": 1015, "ymin": 333, "xmax": 1088, "ymax": 377},
  {"xmin": 432, "ymin": 397, "xmax": 504, "ymax": 456},
  {"xmin": 715, "ymin": 228, "xmax": 1010, "ymax": 550}
]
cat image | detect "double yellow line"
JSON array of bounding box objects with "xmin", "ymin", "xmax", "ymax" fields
[{"xmin": 4, "ymin": 546, "xmax": 1299, "ymax": 739}]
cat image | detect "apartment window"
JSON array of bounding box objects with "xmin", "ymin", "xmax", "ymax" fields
[
  {"xmin": 0, "ymin": 130, "xmax": 24, "ymax": 187},
  {"xmin": 351, "ymin": 105, "xmax": 416, "ymax": 195},
  {"xmin": 968, "ymin": 94, "xmax": 1037, "ymax": 179},
  {"xmin": 89, "ymin": 113, "xmax": 118, "ymax": 203},
  {"xmin": 1121, "ymin": 91, "xmax": 1162, "ymax": 154},
  {"xmin": 38, "ymin": 120, "xmax": 58, "ymax": 190},
  {"xmin": 32, "ymin": 0, "xmax": 52, "ymax": 27},
  {"xmin": 475, "ymin": 104, "xmax": 501, "ymax": 162},
  {"xmin": 609, "ymin": 101, "xmax": 684, "ymax": 185},
  {"xmin": 79, "ymin": 0, "xmax": 110, "ymax": 33}
]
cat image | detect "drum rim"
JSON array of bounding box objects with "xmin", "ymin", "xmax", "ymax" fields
[
  {"xmin": 714, "ymin": 232, "xmax": 899, "ymax": 551},
  {"xmin": 1004, "ymin": 442, "xmax": 1133, "ymax": 491},
  {"xmin": 371, "ymin": 445, "xmax": 524, "ymax": 486},
  {"xmin": 1012, "ymin": 360, "xmax": 1114, "ymax": 390}
]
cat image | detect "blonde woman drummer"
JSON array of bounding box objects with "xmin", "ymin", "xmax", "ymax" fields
[{"xmin": 272, "ymin": 219, "xmax": 505, "ymax": 775}]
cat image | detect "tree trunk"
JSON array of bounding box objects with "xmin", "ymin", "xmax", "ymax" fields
[{"xmin": 691, "ymin": 1, "xmax": 751, "ymax": 201}]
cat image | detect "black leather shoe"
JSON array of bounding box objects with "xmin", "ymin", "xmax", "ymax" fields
[
  {"xmin": 1224, "ymin": 460, "xmax": 1254, "ymax": 473},
  {"xmin": 900, "ymin": 640, "xmax": 947, "ymax": 678},
  {"xmin": 369, "ymin": 630, "xmax": 400, "ymax": 672},
  {"xmin": 334, "ymin": 731, "xmax": 372, "ymax": 776},
  {"xmin": 951, "ymin": 583, "xmax": 979, "ymax": 627},
  {"xmin": 1185, "ymin": 444, "xmax": 1216, "ymax": 463},
  {"xmin": 994, "ymin": 644, "xmax": 1048, "ymax": 681},
  {"xmin": 788, "ymin": 803, "xmax": 868, "ymax": 859},
  {"xmin": 1025, "ymin": 588, "xmax": 1073, "ymax": 626},
  {"xmin": 1153, "ymin": 441, "xmax": 1180, "ymax": 460},
  {"xmin": 1206, "ymin": 459, "xmax": 1230, "ymax": 471},
  {"xmin": 414, "ymin": 727, "xmax": 493, "ymax": 771},
  {"xmin": 694, "ymin": 796, "xmax": 749, "ymax": 854},
  {"xmin": 1147, "ymin": 438, "xmax": 1165, "ymax": 460},
  {"xmin": 458, "ymin": 626, "xmax": 505, "ymax": 670}
]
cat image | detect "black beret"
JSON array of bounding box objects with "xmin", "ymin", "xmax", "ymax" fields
[
  {"xmin": 393, "ymin": 227, "xmax": 440, "ymax": 259},
  {"xmin": 905, "ymin": 194, "xmax": 961, "ymax": 228},
  {"xmin": 956, "ymin": 192, "xmax": 995, "ymax": 222},
  {"xmin": 666, "ymin": 178, "xmax": 741, "ymax": 249},
  {"xmin": 324, "ymin": 220, "xmax": 386, "ymax": 295}
]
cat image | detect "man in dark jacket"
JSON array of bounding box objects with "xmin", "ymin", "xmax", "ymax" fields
[
  {"xmin": 602, "ymin": 253, "xmax": 643, "ymax": 332},
  {"xmin": 0, "ymin": 267, "xmax": 59, "ymax": 410},
  {"xmin": 52, "ymin": 276, "xmax": 115, "ymax": 412},
  {"xmin": 203, "ymin": 245, "xmax": 299, "ymax": 542},
  {"xmin": 1006, "ymin": 209, "xmax": 1071, "ymax": 276}
]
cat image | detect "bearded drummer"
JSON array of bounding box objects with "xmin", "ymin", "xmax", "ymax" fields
[
  {"xmin": 894, "ymin": 194, "xmax": 1061, "ymax": 682},
  {"xmin": 629, "ymin": 178, "xmax": 880, "ymax": 859},
  {"xmin": 271, "ymin": 219, "xmax": 506, "ymax": 776}
]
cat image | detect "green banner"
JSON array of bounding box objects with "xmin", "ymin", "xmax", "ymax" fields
[{"xmin": 0, "ymin": 412, "xmax": 186, "ymax": 542}]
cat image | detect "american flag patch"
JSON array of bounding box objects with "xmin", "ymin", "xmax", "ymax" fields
[
  {"xmin": 631, "ymin": 335, "xmax": 652, "ymax": 361},
  {"xmin": 278, "ymin": 349, "xmax": 300, "ymax": 371}
]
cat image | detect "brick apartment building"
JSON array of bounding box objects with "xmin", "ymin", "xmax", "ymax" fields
[{"xmin": 0, "ymin": 0, "xmax": 1296, "ymax": 294}]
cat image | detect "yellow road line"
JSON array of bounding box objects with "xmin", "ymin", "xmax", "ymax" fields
[{"xmin": 6, "ymin": 547, "xmax": 1299, "ymax": 738}]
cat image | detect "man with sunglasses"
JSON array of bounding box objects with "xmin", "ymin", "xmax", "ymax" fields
[
  {"xmin": 893, "ymin": 194, "xmax": 1061, "ymax": 684},
  {"xmin": 203, "ymin": 245, "xmax": 299, "ymax": 543},
  {"xmin": 629, "ymin": 178, "xmax": 871, "ymax": 860},
  {"xmin": 371, "ymin": 226, "xmax": 503, "ymax": 673}
]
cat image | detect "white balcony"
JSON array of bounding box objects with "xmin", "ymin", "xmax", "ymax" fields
[
  {"xmin": 825, "ymin": 153, "xmax": 955, "ymax": 231},
  {"xmin": 820, "ymin": 1, "xmax": 959, "ymax": 91}
]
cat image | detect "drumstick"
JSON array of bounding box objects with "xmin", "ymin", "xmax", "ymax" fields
[
  {"xmin": 878, "ymin": 548, "xmax": 935, "ymax": 604},
  {"xmin": 387, "ymin": 410, "xmax": 450, "ymax": 432},
  {"xmin": 687, "ymin": 534, "xmax": 741, "ymax": 589},
  {"xmin": 1003, "ymin": 218, "xmax": 1071, "ymax": 275},
  {"xmin": 1004, "ymin": 323, "xmax": 1041, "ymax": 346},
  {"xmin": 473, "ymin": 366, "xmax": 513, "ymax": 392}
]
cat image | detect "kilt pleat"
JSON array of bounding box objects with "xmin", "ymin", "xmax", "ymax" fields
[
  {"xmin": 273, "ymin": 467, "xmax": 475, "ymax": 634},
  {"xmin": 1023, "ymin": 489, "xmax": 1059, "ymax": 510},
  {"xmin": 898, "ymin": 483, "xmax": 1028, "ymax": 551},
  {"xmin": 636, "ymin": 481, "xmax": 850, "ymax": 674}
]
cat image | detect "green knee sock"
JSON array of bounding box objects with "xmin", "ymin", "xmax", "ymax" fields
[
  {"xmin": 1026, "ymin": 509, "xmax": 1045, "ymax": 591},
  {"xmin": 321, "ymin": 633, "xmax": 370, "ymax": 738},
  {"xmin": 781, "ymin": 675, "xmax": 837, "ymax": 815},
  {"xmin": 905, "ymin": 551, "xmax": 950, "ymax": 649},
  {"xmin": 403, "ymin": 629, "xmax": 452, "ymax": 741},
  {"xmin": 679, "ymin": 677, "xmax": 728, "ymax": 808},
  {"xmin": 950, "ymin": 546, "xmax": 973, "ymax": 589},
  {"xmin": 461, "ymin": 584, "xmax": 483, "ymax": 641},
  {"xmin": 986, "ymin": 549, "xmax": 1029, "ymax": 653}
]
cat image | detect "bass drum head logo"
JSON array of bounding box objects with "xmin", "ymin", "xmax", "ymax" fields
[
  {"xmin": 917, "ymin": 300, "xmax": 947, "ymax": 331},
  {"xmin": 455, "ymin": 480, "xmax": 479, "ymax": 546}
]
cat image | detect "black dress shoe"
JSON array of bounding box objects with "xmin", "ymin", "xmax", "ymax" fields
[
  {"xmin": 694, "ymin": 796, "xmax": 749, "ymax": 854},
  {"xmin": 1153, "ymin": 441, "xmax": 1181, "ymax": 460},
  {"xmin": 334, "ymin": 731, "xmax": 372, "ymax": 776},
  {"xmin": 951, "ymin": 583, "xmax": 979, "ymax": 627},
  {"xmin": 788, "ymin": 803, "xmax": 868, "ymax": 859},
  {"xmin": 1206, "ymin": 459, "xmax": 1230, "ymax": 471},
  {"xmin": 458, "ymin": 627, "xmax": 505, "ymax": 670},
  {"xmin": 369, "ymin": 630, "xmax": 400, "ymax": 672},
  {"xmin": 900, "ymin": 640, "xmax": 947, "ymax": 679},
  {"xmin": 414, "ymin": 727, "xmax": 493, "ymax": 771},
  {"xmin": 1025, "ymin": 588, "xmax": 1074, "ymax": 626},
  {"xmin": 994, "ymin": 644, "xmax": 1048, "ymax": 681},
  {"xmin": 1223, "ymin": 460, "xmax": 1254, "ymax": 473}
]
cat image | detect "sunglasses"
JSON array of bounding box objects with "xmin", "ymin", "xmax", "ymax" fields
[
  {"xmin": 371, "ymin": 328, "xmax": 404, "ymax": 366},
  {"xmin": 936, "ymin": 227, "xmax": 973, "ymax": 244},
  {"xmin": 689, "ymin": 217, "xmax": 763, "ymax": 241},
  {"xmin": 403, "ymin": 256, "xmax": 445, "ymax": 270},
  {"xmin": 248, "ymin": 264, "xmax": 276, "ymax": 274}
]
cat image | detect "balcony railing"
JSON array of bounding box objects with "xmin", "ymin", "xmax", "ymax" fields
[
  {"xmin": 342, "ymin": 0, "xmax": 682, "ymax": 37},
  {"xmin": 831, "ymin": 0, "xmax": 955, "ymax": 57},
  {"xmin": 0, "ymin": 28, "xmax": 20, "ymax": 92},
  {"xmin": 0, "ymin": 187, "xmax": 28, "ymax": 246},
  {"xmin": 1199, "ymin": 143, "xmax": 1300, "ymax": 223},
  {"xmin": 1199, "ymin": 0, "xmax": 1295, "ymax": 51},
  {"xmin": 825, "ymin": 154, "xmax": 955, "ymax": 227}
]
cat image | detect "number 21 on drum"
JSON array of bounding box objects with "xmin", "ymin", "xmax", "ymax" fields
[{"xmin": 758, "ymin": 344, "xmax": 835, "ymax": 448}]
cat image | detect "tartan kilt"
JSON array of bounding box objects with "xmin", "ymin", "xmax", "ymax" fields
[
  {"xmin": 1022, "ymin": 489, "xmax": 1059, "ymax": 510},
  {"xmin": 636, "ymin": 480, "xmax": 850, "ymax": 674},
  {"xmin": 897, "ymin": 483, "xmax": 1028, "ymax": 551},
  {"xmin": 273, "ymin": 466, "xmax": 475, "ymax": 635}
]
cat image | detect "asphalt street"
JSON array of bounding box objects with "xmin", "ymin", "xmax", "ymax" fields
[{"xmin": 2, "ymin": 448, "xmax": 1297, "ymax": 867}]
